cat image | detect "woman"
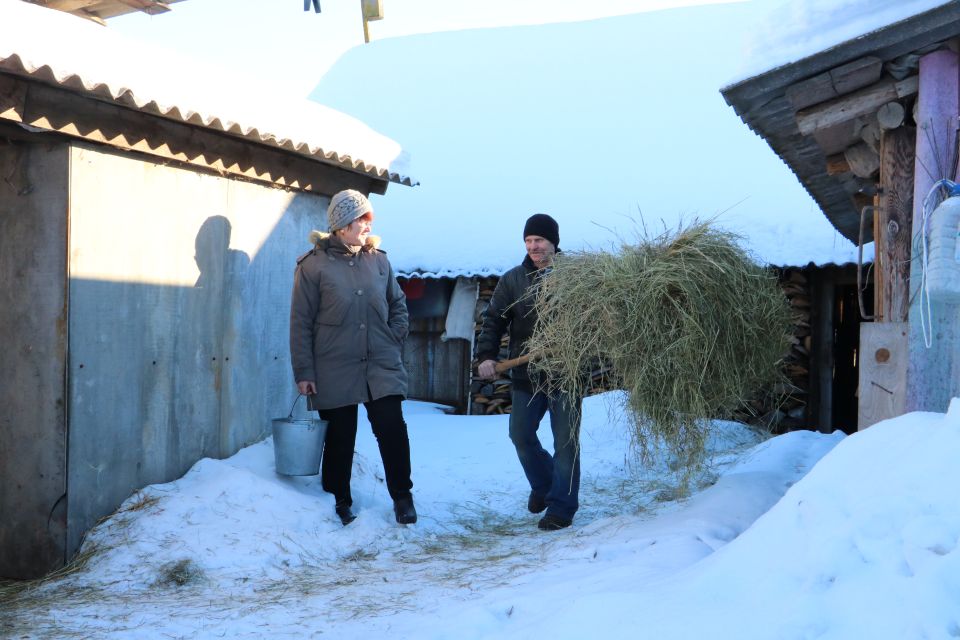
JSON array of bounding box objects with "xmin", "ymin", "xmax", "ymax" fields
[{"xmin": 289, "ymin": 189, "xmax": 416, "ymax": 526}]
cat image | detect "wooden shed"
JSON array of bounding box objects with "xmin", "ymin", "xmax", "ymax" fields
[
  {"xmin": 722, "ymin": 2, "xmax": 960, "ymax": 429},
  {"xmin": 0, "ymin": 1, "xmax": 414, "ymax": 579}
]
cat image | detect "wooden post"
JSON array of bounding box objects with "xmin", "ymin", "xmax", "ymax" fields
[
  {"xmin": 878, "ymin": 127, "xmax": 915, "ymax": 323},
  {"xmin": 906, "ymin": 49, "xmax": 960, "ymax": 412}
]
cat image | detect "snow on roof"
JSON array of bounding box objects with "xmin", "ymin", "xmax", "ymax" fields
[
  {"xmin": 312, "ymin": 3, "xmax": 868, "ymax": 278},
  {"xmin": 728, "ymin": 0, "xmax": 954, "ymax": 85},
  {"xmin": 0, "ymin": 0, "xmax": 416, "ymax": 187}
]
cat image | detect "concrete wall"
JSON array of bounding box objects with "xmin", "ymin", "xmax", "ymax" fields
[
  {"xmin": 64, "ymin": 144, "xmax": 327, "ymax": 557},
  {"xmin": 0, "ymin": 141, "xmax": 70, "ymax": 579}
]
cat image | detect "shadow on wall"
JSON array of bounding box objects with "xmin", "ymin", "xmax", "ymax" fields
[
  {"xmin": 62, "ymin": 197, "xmax": 323, "ymax": 563},
  {"xmin": 194, "ymin": 215, "xmax": 250, "ymax": 291}
]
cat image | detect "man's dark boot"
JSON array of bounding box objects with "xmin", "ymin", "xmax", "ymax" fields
[
  {"xmin": 335, "ymin": 499, "xmax": 357, "ymax": 526},
  {"xmin": 537, "ymin": 514, "xmax": 572, "ymax": 531},
  {"xmin": 527, "ymin": 491, "xmax": 547, "ymax": 514},
  {"xmin": 393, "ymin": 496, "xmax": 417, "ymax": 524}
]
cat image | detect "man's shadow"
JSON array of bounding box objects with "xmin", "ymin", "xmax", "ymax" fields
[
  {"xmin": 186, "ymin": 216, "xmax": 251, "ymax": 454},
  {"xmin": 194, "ymin": 215, "xmax": 250, "ymax": 293}
]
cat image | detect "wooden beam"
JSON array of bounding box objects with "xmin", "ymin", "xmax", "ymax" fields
[
  {"xmin": 877, "ymin": 127, "xmax": 915, "ymax": 323},
  {"xmin": 785, "ymin": 56, "xmax": 883, "ymax": 111},
  {"xmin": 832, "ymin": 56, "xmax": 884, "ymax": 95},
  {"xmin": 786, "ymin": 72, "xmax": 836, "ymax": 112},
  {"xmin": 860, "ymin": 117, "xmax": 881, "ymax": 152},
  {"xmin": 844, "ymin": 142, "xmax": 880, "ymax": 178},
  {"xmin": 877, "ymin": 102, "xmax": 906, "ymax": 130},
  {"xmin": 0, "ymin": 73, "xmax": 388, "ymax": 195},
  {"xmin": 796, "ymin": 75, "xmax": 919, "ymax": 136},
  {"xmin": 812, "ymin": 119, "xmax": 863, "ymax": 156}
]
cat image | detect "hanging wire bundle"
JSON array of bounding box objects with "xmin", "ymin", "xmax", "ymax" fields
[{"xmin": 526, "ymin": 221, "xmax": 794, "ymax": 488}]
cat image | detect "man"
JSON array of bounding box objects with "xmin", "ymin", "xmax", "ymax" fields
[{"xmin": 476, "ymin": 213, "xmax": 582, "ymax": 531}]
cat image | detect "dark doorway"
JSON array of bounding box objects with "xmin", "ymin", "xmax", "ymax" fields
[{"xmin": 808, "ymin": 265, "xmax": 873, "ymax": 435}]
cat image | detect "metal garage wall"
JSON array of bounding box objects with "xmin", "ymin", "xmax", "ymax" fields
[
  {"xmin": 0, "ymin": 141, "xmax": 69, "ymax": 579},
  {"xmin": 65, "ymin": 144, "xmax": 325, "ymax": 556}
]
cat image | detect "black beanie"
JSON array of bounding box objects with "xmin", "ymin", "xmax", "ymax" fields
[{"xmin": 523, "ymin": 213, "xmax": 560, "ymax": 249}]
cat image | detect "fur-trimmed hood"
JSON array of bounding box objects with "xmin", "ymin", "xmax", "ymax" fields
[{"xmin": 308, "ymin": 230, "xmax": 382, "ymax": 252}]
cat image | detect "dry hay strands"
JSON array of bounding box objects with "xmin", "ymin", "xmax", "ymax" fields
[{"xmin": 526, "ymin": 221, "xmax": 793, "ymax": 488}]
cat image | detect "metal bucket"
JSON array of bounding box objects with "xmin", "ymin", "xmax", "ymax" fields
[{"xmin": 272, "ymin": 395, "xmax": 326, "ymax": 476}]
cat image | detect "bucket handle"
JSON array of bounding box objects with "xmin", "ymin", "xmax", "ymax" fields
[{"xmin": 287, "ymin": 394, "xmax": 308, "ymax": 418}]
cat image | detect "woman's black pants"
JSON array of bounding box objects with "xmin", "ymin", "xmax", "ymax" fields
[{"xmin": 317, "ymin": 394, "xmax": 413, "ymax": 507}]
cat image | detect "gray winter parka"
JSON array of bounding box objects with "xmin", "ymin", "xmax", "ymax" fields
[{"xmin": 289, "ymin": 231, "xmax": 409, "ymax": 411}]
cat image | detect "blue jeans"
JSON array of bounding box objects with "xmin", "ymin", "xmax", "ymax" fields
[{"xmin": 509, "ymin": 389, "xmax": 582, "ymax": 520}]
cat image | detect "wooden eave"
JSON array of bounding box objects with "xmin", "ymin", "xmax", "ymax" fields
[
  {"xmin": 25, "ymin": 0, "xmax": 184, "ymax": 24},
  {"xmin": 0, "ymin": 71, "xmax": 389, "ymax": 195},
  {"xmin": 721, "ymin": 2, "xmax": 960, "ymax": 243}
]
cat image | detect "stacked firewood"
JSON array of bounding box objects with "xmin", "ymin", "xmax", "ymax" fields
[
  {"xmin": 469, "ymin": 278, "xmax": 512, "ymax": 415},
  {"xmin": 734, "ymin": 268, "xmax": 811, "ymax": 432}
]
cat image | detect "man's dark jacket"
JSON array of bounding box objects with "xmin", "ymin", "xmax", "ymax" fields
[{"xmin": 476, "ymin": 255, "xmax": 544, "ymax": 393}]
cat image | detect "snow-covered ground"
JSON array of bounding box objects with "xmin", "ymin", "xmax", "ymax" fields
[{"xmin": 4, "ymin": 392, "xmax": 959, "ymax": 639}]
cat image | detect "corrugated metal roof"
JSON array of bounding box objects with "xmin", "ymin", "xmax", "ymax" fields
[
  {"xmin": 396, "ymin": 268, "xmax": 504, "ymax": 280},
  {"xmin": 0, "ymin": 0, "xmax": 417, "ymax": 187}
]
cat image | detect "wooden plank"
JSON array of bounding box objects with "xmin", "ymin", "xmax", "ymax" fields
[
  {"xmin": 878, "ymin": 127, "xmax": 915, "ymax": 323},
  {"xmin": 403, "ymin": 316, "xmax": 470, "ymax": 411},
  {"xmin": 858, "ymin": 322, "xmax": 908, "ymax": 429},
  {"xmin": 796, "ymin": 75, "xmax": 919, "ymax": 136},
  {"xmin": 0, "ymin": 141, "xmax": 70, "ymax": 579},
  {"xmin": 829, "ymin": 56, "xmax": 883, "ymax": 95},
  {"xmin": 786, "ymin": 72, "xmax": 836, "ymax": 111},
  {"xmin": 785, "ymin": 57, "xmax": 882, "ymax": 112},
  {"xmin": 1, "ymin": 75, "xmax": 387, "ymax": 196}
]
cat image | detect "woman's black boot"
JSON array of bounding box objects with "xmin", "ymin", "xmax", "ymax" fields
[
  {"xmin": 393, "ymin": 496, "xmax": 417, "ymax": 524},
  {"xmin": 335, "ymin": 499, "xmax": 357, "ymax": 526}
]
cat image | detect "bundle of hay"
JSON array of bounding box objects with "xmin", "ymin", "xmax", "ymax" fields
[{"xmin": 527, "ymin": 221, "xmax": 793, "ymax": 486}]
